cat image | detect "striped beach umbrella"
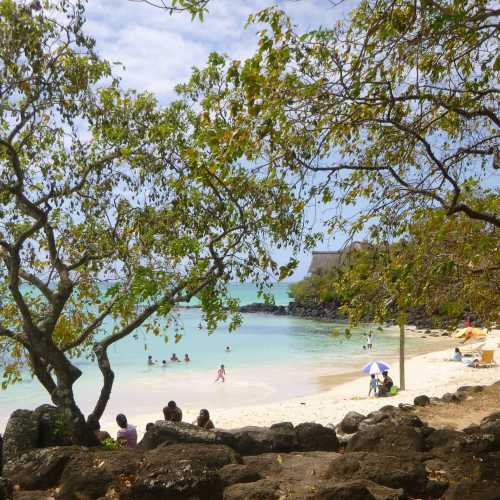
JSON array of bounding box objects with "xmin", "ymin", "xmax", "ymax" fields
[{"xmin": 362, "ymin": 360, "xmax": 391, "ymax": 375}]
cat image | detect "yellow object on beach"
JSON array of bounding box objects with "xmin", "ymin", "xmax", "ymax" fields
[{"xmin": 453, "ymin": 327, "xmax": 487, "ymax": 339}]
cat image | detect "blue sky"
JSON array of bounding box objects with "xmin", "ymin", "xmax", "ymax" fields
[{"xmin": 84, "ymin": 0, "xmax": 359, "ymax": 279}]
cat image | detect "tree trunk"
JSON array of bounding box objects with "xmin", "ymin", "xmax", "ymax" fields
[{"xmin": 398, "ymin": 312, "xmax": 406, "ymax": 391}]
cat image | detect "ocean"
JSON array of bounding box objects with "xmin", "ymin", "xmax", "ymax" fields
[{"xmin": 0, "ymin": 283, "xmax": 422, "ymax": 431}]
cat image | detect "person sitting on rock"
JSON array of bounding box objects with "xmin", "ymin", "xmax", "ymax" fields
[
  {"xmin": 196, "ymin": 409, "xmax": 215, "ymax": 430},
  {"xmin": 378, "ymin": 371, "xmax": 393, "ymax": 397},
  {"xmin": 451, "ymin": 347, "xmax": 463, "ymax": 362},
  {"xmin": 87, "ymin": 415, "xmax": 111, "ymax": 444},
  {"xmin": 163, "ymin": 400, "xmax": 183, "ymax": 422},
  {"xmin": 116, "ymin": 414, "xmax": 137, "ymax": 448}
]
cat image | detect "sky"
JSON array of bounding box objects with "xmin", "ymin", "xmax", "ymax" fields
[{"xmin": 84, "ymin": 0, "xmax": 359, "ymax": 279}]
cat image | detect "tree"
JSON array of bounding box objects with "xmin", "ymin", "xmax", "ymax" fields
[
  {"xmin": 0, "ymin": 0, "xmax": 303, "ymax": 444},
  {"xmin": 173, "ymin": 0, "xmax": 499, "ymax": 237},
  {"xmin": 130, "ymin": 0, "xmax": 210, "ymax": 20},
  {"xmin": 335, "ymin": 198, "xmax": 499, "ymax": 390}
]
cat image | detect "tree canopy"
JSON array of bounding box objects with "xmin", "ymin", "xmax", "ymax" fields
[
  {"xmin": 177, "ymin": 0, "xmax": 499, "ymax": 237},
  {"xmin": 0, "ymin": 0, "xmax": 303, "ymax": 443}
]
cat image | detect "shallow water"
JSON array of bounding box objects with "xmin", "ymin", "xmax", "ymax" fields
[{"xmin": 0, "ymin": 283, "xmax": 425, "ymax": 430}]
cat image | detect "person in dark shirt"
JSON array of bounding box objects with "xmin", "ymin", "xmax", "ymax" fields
[
  {"xmin": 163, "ymin": 400, "xmax": 183, "ymax": 422},
  {"xmin": 196, "ymin": 409, "xmax": 215, "ymax": 430}
]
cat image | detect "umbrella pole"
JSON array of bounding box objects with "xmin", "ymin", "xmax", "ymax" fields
[{"xmin": 399, "ymin": 312, "xmax": 406, "ymax": 391}]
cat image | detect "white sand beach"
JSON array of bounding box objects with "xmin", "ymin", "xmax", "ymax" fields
[{"xmin": 111, "ymin": 330, "xmax": 500, "ymax": 437}]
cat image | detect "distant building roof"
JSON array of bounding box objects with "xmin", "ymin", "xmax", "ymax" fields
[{"xmin": 307, "ymin": 241, "xmax": 370, "ymax": 274}]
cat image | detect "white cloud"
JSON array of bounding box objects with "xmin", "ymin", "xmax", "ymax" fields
[{"xmin": 85, "ymin": 0, "xmax": 358, "ymax": 103}]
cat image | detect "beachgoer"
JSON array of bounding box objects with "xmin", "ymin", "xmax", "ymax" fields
[
  {"xmin": 215, "ymin": 364, "xmax": 226, "ymax": 382},
  {"xmin": 145, "ymin": 422, "xmax": 155, "ymax": 432},
  {"xmin": 366, "ymin": 332, "xmax": 373, "ymax": 350},
  {"xmin": 225, "ymin": 346, "xmax": 231, "ymax": 352},
  {"xmin": 451, "ymin": 347, "xmax": 463, "ymax": 362},
  {"xmin": 368, "ymin": 373, "xmax": 378, "ymax": 397},
  {"xmin": 464, "ymin": 317, "xmax": 473, "ymax": 328},
  {"xmin": 163, "ymin": 400, "xmax": 183, "ymax": 422},
  {"xmin": 116, "ymin": 414, "xmax": 137, "ymax": 448},
  {"xmin": 161, "ymin": 360, "xmax": 167, "ymax": 367},
  {"xmin": 184, "ymin": 354, "xmax": 190, "ymax": 362},
  {"xmin": 196, "ymin": 409, "xmax": 215, "ymax": 430},
  {"xmin": 362, "ymin": 345, "xmax": 366, "ymax": 351},
  {"xmin": 170, "ymin": 353, "xmax": 180, "ymax": 362},
  {"xmin": 148, "ymin": 355, "xmax": 154, "ymax": 365},
  {"xmin": 88, "ymin": 416, "xmax": 111, "ymax": 444},
  {"xmin": 378, "ymin": 371, "xmax": 393, "ymax": 397}
]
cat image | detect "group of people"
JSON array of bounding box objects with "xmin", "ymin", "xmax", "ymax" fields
[
  {"xmin": 368, "ymin": 370, "xmax": 393, "ymax": 397},
  {"xmin": 148, "ymin": 353, "xmax": 190, "ymax": 366},
  {"xmin": 97, "ymin": 401, "xmax": 216, "ymax": 449}
]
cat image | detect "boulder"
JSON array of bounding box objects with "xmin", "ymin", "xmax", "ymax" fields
[
  {"xmin": 339, "ymin": 412, "xmax": 366, "ymax": 434},
  {"xmin": 4, "ymin": 446, "xmax": 80, "ymax": 491},
  {"xmin": 426, "ymin": 429, "xmax": 463, "ymax": 450},
  {"xmin": 11, "ymin": 492, "xmax": 53, "ymax": 500},
  {"xmin": 140, "ymin": 421, "xmax": 217, "ymax": 449},
  {"xmin": 456, "ymin": 385, "xmax": 484, "ymax": 394},
  {"xmin": 218, "ymin": 427, "xmax": 274, "ymax": 455},
  {"xmin": 223, "ymin": 479, "xmax": 281, "ymax": 499},
  {"xmin": 441, "ymin": 392, "xmax": 458, "ymax": 403},
  {"xmin": 346, "ymin": 424, "xmax": 424, "ymax": 454},
  {"xmin": 308, "ymin": 480, "xmax": 377, "ymax": 500},
  {"xmin": 218, "ymin": 464, "xmax": 262, "ymax": 487},
  {"xmin": 481, "ymin": 411, "xmax": 500, "ymax": 425},
  {"xmin": 269, "ymin": 422, "xmax": 299, "ymax": 452},
  {"xmin": 443, "ymin": 480, "xmax": 500, "ymax": 500},
  {"xmin": 33, "ymin": 405, "xmax": 72, "ymax": 448},
  {"xmin": 131, "ymin": 444, "xmax": 239, "ymax": 500},
  {"xmin": 358, "ymin": 411, "xmax": 389, "ymax": 430},
  {"xmin": 56, "ymin": 448, "xmax": 142, "ymax": 499},
  {"xmin": 2, "ymin": 411, "xmax": 38, "ymax": 468},
  {"xmin": 295, "ymin": 423, "xmax": 339, "ymax": 451},
  {"xmin": 414, "ymin": 395, "xmax": 431, "ymax": 407},
  {"xmin": 478, "ymin": 419, "xmax": 500, "ymax": 449},
  {"xmin": 328, "ymin": 451, "xmax": 428, "ymax": 498}
]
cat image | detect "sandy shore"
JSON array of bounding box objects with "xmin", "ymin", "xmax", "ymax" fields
[{"xmin": 112, "ymin": 332, "xmax": 500, "ymax": 437}]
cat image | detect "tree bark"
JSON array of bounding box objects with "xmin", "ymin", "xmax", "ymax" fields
[{"xmin": 398, "ymin": 312, "xmax": 406, "ymax": 391}]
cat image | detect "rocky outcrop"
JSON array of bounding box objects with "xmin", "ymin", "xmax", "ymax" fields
[
  {"xmin": 339, "ymin": 411, "xmax": 366, "ymax": 434},
  {"xmin": 2, "ymin": 410, "xmax": 38, "ymax": 468},
  {"xmin": 414, "ymin": 394, "xmax": 431, "ymax": 406},
  {"xmin": 4, "ymin": 383, "xmax": 500, "ymax": 499},
  {"xmin": 346, "ymin": 423, "xmax": 425, "ymax": 454},
  {"xmin": 328, "ymin": 452, "xmax": 428, "ymax": 498},
  {"xmin": 140, "ymin": 421, "xmax": 217, "ymax": 449}
]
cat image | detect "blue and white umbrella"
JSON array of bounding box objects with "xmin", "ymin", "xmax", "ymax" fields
[{"xmin": 362, "ymin": 360, "xmax": 391, "ymax": 375}]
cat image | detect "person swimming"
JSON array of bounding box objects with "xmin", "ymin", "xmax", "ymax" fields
[
  {"xmin": 225, "ymin": 346, "xmax": 231, "ymax": 352},
  {"xmin": 147, "ymin": 355, "xmax": 155, "ymax": 365},
  {"xmin": 184, "ymin": 354, "xmax": 190, "ymax": 362},
  {"xmin": 170, "ymin": 353, "xmax": 180, "ymax": 362},
  {"xmin": 161, "ymin": 360, "xmax": 167, "ymax": 367}
]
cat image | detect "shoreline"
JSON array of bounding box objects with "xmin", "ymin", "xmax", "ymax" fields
[{"xmin": 102, "ymin": 330, "xmax": 499, "ymax": 438}]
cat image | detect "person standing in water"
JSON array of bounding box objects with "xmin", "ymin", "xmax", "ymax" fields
[
  {"xmin": 366, "ymin": 331, "xmax": 373, "ymax": 350},
  {"xmin": 215, "ymin": 364, "xmax": 226, "ymax": 382}
]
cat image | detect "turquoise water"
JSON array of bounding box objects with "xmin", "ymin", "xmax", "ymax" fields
[{"xmin": 0, "ymin": 283, "xmax": 420, "ymax": 429}]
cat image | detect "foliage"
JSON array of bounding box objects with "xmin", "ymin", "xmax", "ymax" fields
[
  {"xmin": 102, "ymin": 437, "xmax": 122, "ymax": 450},
  {"xmin": 336, "ymin": 200, "xmax": 499, "ymax": 328},
  {"xmin": 130, "ymin": 0, "xmax": 210, "ymax": 20},
  {"xmin": 0, "ymin": 0, "xmax": 303, "ymax": 441},
  {"xmin": 288, "ymin": 268, "xmax": 342, "ymax": 306},
  {"xmin": 178, "ymin": 0, "xmax": 499, "ymax": 239}
]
